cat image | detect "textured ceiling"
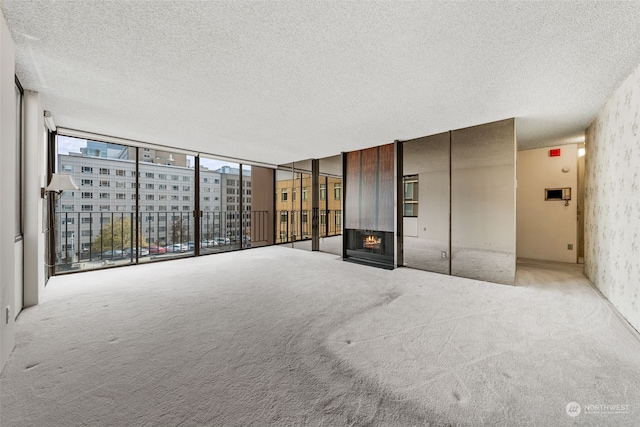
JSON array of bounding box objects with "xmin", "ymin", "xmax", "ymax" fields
[{"xmin": 3, "ymin": 1, "xmax": 640, "ymax": 165}]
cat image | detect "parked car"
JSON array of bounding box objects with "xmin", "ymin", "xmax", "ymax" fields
[
  {"xmin": 215, "ymin": 237, "xmax": 230, "ymax": 245},
  {"xmin": 149, "ymin": 245, "xmax": 167, "ymax": 254},
  {"xmin": 123, "ymin": 247, "xmax": 150, "ymax": 257},
  {"xmin": 101, "ymin": 249, "xmax": 123, "ymax": 258},
  {"xmin": 166, "ymin": 243, "xmax": 189, "ymax": 252}
]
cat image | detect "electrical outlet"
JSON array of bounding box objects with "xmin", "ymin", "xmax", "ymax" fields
[
  {"xmin": 568, "ymin": 244, "xmax": 574, "ymax": 250},
  {"xmin": 441, "ymin": 251, "xmax": 447, "ymax": 258}
]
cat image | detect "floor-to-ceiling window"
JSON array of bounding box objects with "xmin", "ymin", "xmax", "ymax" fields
[
  {"xmin": 137, "ymin": 149, "xmax": 196, "ymax": 263},
  {"xmin": 54, "ymin": 136, "xmax": 138, "ymax": 271},
  {"xmin": 53, "ymin": 135, "xmax": 273, "ymax": 274}
]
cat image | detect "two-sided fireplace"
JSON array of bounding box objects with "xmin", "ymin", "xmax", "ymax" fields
[{"xmin": 345, "ymin": 229, "xmax": 394, "ymax": 269}]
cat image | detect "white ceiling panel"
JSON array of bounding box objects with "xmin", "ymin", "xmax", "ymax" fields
[{"xmin": 2, "ymin": 1, "xmax": 640, "ymax": 164}]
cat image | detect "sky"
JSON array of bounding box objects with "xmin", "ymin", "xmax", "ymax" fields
[{"xmin": 56, "ymin": 135, "xmax": 246, "ymax": 171}]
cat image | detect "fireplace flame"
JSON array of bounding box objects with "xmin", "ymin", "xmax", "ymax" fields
[{"xmin": 363, "ymin": 235, "xmax": 381, "ymax": 249}]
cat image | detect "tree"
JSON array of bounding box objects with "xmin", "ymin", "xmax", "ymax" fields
[
  {"xmin": 170, "ymin": 216, "xmax": 191, "ymax": 244},
  {"xmin": 92, "ymin": 216, "xmax": 147, "ymax": 251}
]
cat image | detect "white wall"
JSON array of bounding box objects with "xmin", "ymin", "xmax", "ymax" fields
[
  {"xmin": 23, "ymin": 91, "xmax": 46, "ymax": 307},
  {"xmin": 585, "ymin": 61, "xmax": 640, "ymax": 333},
  {"xmin": 0, "ymin": 11, "xmax": 17, "ymax": 372},
  {"xmin": 517, "ymin": 145, "xmax": 578, "ymax": 263}
]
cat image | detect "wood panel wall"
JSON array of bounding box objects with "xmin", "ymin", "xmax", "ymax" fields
[{"xmin": 344, "ymin": 143, "xmax": 395, "ymax": 233}]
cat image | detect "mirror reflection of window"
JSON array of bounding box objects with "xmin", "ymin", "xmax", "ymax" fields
[{"xmin": 403, "ymin": 175, "xmax": 419, "ymax": 217}]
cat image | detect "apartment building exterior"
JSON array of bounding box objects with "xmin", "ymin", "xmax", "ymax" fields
[{"xmin": 56, "ymin": 147, "xmax": 251, "ymax": 265}]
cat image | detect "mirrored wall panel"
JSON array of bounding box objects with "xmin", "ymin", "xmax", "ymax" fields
[
  {"xmin": 319, "ymin": 155, "xmax": 343, "ymax": 256},
  {"xmin": 402, "ymin": 132, "xmax": 450, "ymax": 275},
  {"xmin": 451, "ymin": 119, "xmax": 516, "ymax": 284}
]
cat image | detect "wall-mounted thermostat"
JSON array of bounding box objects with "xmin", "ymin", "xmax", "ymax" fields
[{"xmin": 545, "ymin": 188, "xmax": 571, "ymax": 205}]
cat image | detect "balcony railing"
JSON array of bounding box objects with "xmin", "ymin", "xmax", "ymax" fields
[
  {"xmin": 276, "ymin": 210, "xmax": 342, "ymax": 243},
  {"xmin": 54, "ymin": 210, "xmax": 268, "ymax": 273}
]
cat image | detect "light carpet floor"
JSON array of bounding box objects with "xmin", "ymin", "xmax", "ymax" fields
[{"xmin": 1, "ymin": 247, "xmax": 639, "ymax": 426}]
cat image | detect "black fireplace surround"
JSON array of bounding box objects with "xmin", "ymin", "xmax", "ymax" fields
[{"xmin": 345, "ymin": 229, "xmax": 394, "ymax": 269}]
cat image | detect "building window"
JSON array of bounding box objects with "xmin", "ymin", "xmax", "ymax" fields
[
  {"xmin": 100, "ymin": 180, "xmax": 110, "ymax": 187},
  {"xmin": 159, "ymin": 174, "xmax": 167, "ymax": 179},
  {"xmin": 171, "ymin": 206, "xmax": 179, "ymax": 211},
  {"xmin": 81, "ymin": 166, "xmax": 93, "ymax": 173},
  {"xmin": 281, "ymin": 189, "xmax": 288, "ymax": 201},
  {"xmin": 159, "ymin": 206, "xmax": 167, "ymax": 211},
  {"xmin": 81, "ymin": 217, "xmax": 93, "ymax": 224},
  {"xmin": 403, "ymin": 175, "xmax": 419, "ymax": 217},
  {"xmin": 116, "ymin": 182, "xmax": 125, "ymax": 188},
  {"xmin": 159, "ymin": 195, "xmax": 167, "ymax": 200},
  {"xmin": 183, "ymin": 186, "xmax": 190, "ymax": 191},
  {"xmin": 116, "ymin": 206, "xmax": 126, "ymax": 212},
  {"xmin": 116, "ymin": 193, "xmax": 126, "ymax": 200},
  {"xmin": 81, "ymin": 230, "xmax": 92, "ymax": 237},
  {"xmin": 81, "ymin": 205, "xmax": 93, "ymax": 211},
  {"xmin": 99, "ymin": 193, "xmax": 110, "ymax": 199},
  {"xmin": 99, "ymin": 168, "xmax": 110, "ymax": 175},
  {"xmin": 227, "ymin": 188, "xmax": 235, "ymax": 194},
  {"xmin": 320, "ymin": 184, "xmax": 326, "ymax": 200},
  {"xmin": 183, "ymin": 176, "xmax": 190, "ymax": 182},
  {"xmin": 116, "ymin": 169, "xmax": 125, "ymax": 176},
  {"xmin": 146, "ymin": 194, "xmax": 155, "ymax": 200},
  {"xmin": 183, "ymin": 196, "xmax": 190, "ymax": 201},
  {"xmin": 171, "ymin": 195, "xmax": 179, "ymax": 201},
  {"xmin": 82, "ymin": 192, "xmax": 93, "ymax": 199},
  {"xmin": 171, "ymin": 175, "xmax": 179, "ymax": 181},
  {"xmin": 159, "ymin": 184, "xmax": 167, "ymax": 190},
  {"xmin": 302, "ymin": 187, "xmax": 308, "ymax": 201},
  {"xmin": 62, "ymin": 204, "xmax": 74, "ymax": 211},
  {"xmin": 100, "ymin": 205, "xmax": 109, "ymax": 211},
  {"xmin": 227, "ymin": 179, "xmax": 235, "ymax": 186},
  {"xmin": 280, "ymin": 212, "xmax": 287, "ymax": 223},
  {"xmin": 183, "ymin": 206, "xmax": 190, "ymax": 211},
  {"xmin": 302, "ymin": 211, "xmax": 308, "ymax": 223},
  {"xmin": 146, "ymin": 206, "xmax": 154, "ymax": 211},
  {"xmin": 292, "ymin": 188, "xmax": 297, "ymax": 201},
  {"xmin": 81, "ymin": 179, "xmax": 93, "ymax": 186},
  {"xmin": 146, "ymin": 172, "xmax": 154, "ymax": 178},
  {"xmin": 203, "ymin": 178, "xmax": 209, "ymax": 183},
  {"xmin": 146, "ymin": 183, "xmax": 154, "ymax": 189},
  {"xmin": 172, "ymin": 185, "xmax": 179, "ymax": 191},
  {"xmin": 334, "ymin": 183, "xmax": 341, "ymax": 200},
  {"xmin": 214, "ymin": 179, "xmax": 220, "ymax": 184}
]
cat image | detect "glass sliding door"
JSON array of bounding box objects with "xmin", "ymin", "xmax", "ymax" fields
[
  {"xmin": 199, "ymin": 157, "xmax": 241, "ymax": 254},
  {"xmin": 54, "ymin": 136, "xmax": 138, "ymax": 272},
  {"xmin": 137, "ymin": 150, "xmax": 196, "ymax": 263},
  {"xmin": 275, "ymin": 167, "xmax": 294, "ymax": 243}
]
